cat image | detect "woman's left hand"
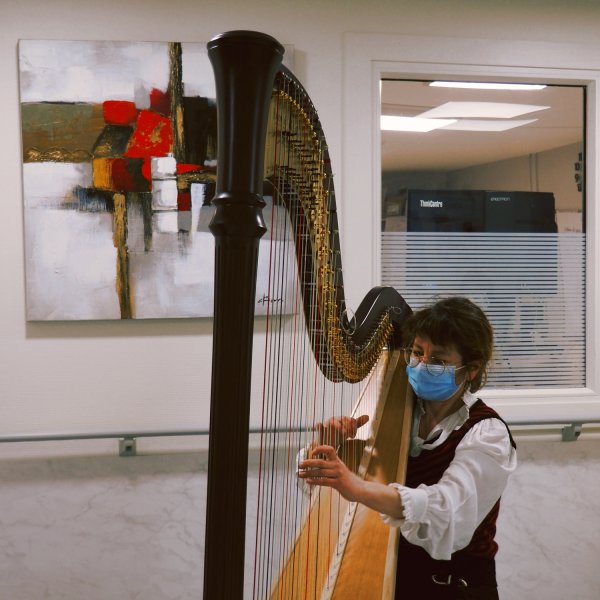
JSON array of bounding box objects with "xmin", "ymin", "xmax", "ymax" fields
[{"xmin": 297, "ymin": 445, "xmax": 364, "ymax": 502}]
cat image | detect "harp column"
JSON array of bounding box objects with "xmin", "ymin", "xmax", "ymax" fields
[{"xmin": 205, "ymin": 31, "xmax": 284, "ymax": 599}]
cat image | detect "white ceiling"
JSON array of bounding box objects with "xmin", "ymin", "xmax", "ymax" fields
[{"xmin": 381, "ymin": 80, "xmax": 584, "ymax": 172}]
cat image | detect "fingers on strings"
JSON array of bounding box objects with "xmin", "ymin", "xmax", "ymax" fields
[
  {"xmin": 316, "ymin": 414, "xmax": 370, "ymax": 444},
  {"xmin": 298, "ymin": 445, "xmax": 338, "ymax": 484}
]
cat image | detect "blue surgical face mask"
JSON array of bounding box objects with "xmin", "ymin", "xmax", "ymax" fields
[{"xmin": 406, "ymin": 362, "xmax": 465, "ymax": 402}]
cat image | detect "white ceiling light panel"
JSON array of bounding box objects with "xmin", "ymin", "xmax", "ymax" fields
[
  {"xmin": 380, "ymin": 115, "xmax": 457, "ymax": 132},
  {"xmin": 429, "ymin": 81, "xmax": 547, "ymax": 91},
  {"xmin": 440, "ymin": 119, "xmax": 538, "ymax": 131},
  {"xmin": 418, "ymin": 101, "xmax": 550, "ymax": 119}
]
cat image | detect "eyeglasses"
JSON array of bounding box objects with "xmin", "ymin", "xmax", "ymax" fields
[{"xmin": 402, "ymin": 347, "xmax": 464, "ymax": 377}]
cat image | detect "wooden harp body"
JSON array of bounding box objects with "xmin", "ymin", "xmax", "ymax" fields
[{"xmin": 204, "ymin": 30, "xmax": 413, "ymax": 599}]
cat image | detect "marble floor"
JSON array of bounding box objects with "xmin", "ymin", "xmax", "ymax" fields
[{"xmin": 0, "ymin": 437, "xmax": 599, "ymax": 599}]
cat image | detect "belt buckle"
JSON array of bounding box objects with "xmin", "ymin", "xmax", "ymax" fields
[
  {"xmin": 432, "ymin": 574, "xmax": 452, "ymax": 586},
  {"xmin": 431, "ymin": 574, "xmax": 468, "ymax": 587}
]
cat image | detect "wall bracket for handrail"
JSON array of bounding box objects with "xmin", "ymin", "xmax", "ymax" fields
[
  {"xmin": 119, "ymin": 436, "xmax": 137, "ymax": 457},
  {"xmin": 561, "ymin": 423, "xmax": 583, "ymax": 442}
]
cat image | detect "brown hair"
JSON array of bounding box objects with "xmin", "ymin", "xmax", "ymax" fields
[{"xmin": 402, "ymin": 296, "xmax": 494, "ymax": 392}]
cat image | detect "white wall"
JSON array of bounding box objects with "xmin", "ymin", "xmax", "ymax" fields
[{"xmin": 3, "ymin": 0, "xmax": 600, "ymax": 435}]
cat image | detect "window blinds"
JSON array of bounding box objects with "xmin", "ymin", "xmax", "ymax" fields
[{"xmin": 381, "ymin": 232, "xmax": 585, "ymax": 388}]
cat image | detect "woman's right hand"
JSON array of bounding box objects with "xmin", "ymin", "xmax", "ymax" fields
[{"xmin": 316, "ymin": 414, "xmax": 369, "ymax": 447}]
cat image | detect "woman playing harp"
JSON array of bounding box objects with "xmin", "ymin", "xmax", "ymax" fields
[
  {"xmin": 299, "ymin": 297, "xmax": 517, "ymax": 600},
  {"xmin": 204, "ymin": 30, "xmax": 413, "ymax": 599}
]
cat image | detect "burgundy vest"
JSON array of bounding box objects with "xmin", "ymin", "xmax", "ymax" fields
[{"xmin": 404, "ymin": 399, "xmax": 516, "ymax": 559}]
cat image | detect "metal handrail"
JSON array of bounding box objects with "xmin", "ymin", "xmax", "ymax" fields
[
  {"xmin": 0, "ymin": 429, "xmax": 211, "ymax": 444},
  {"xmin": 0, "ymin": 418, "xmax": 599, "ymax": 445}
]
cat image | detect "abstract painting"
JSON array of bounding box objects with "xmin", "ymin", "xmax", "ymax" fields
[{"xmin": 19, "ymin": 40, "xmax": 294, "ymax": 320}]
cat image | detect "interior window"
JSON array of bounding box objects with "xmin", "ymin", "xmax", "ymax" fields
[{"xmin": 380, "ymin": 79, "xmax": 585, "ymax": 388}]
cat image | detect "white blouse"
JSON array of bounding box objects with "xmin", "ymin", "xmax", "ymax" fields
[{"xmin": 380, "ymin": 391, "xmax": 517, "ymax": 560}]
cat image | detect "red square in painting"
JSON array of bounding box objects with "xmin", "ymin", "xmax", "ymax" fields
[
  {"xmin": 103, "ymin": 101, "xmax": 138, "ymax": 126},
  {"xmin": 124, "ymin": 110, "xmax": 173, "ymax": 158},
  {"xmin": 176, "ymin": 163, "xmax": 201, "ymax": 174},
  {"xmin": 111, "ymin": 158, "xmax": 137, "ymax": 191},
  {"xmin": 149, "ymin": 88, "xmax": 170, "ymax": 116},
  {"xmin": 178, "ymin": 191, "xmax": 192, "ymax": 211}
]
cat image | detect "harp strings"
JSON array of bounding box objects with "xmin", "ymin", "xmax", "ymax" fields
[
  {"xmin": 253, "ymin": 71, "xmax": 381, "ymax": 599},
  {"xmin": 253, "ymin": 73, "xmax": 310, "ymax": 599}
]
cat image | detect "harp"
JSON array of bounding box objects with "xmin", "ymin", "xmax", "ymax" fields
[{"xmin": 204, "ymin": 31, "xmax": 413, "ymax": 599}]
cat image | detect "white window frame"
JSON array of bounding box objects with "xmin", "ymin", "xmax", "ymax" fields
[{"xmin": 341, "ymin": 32, "xmax": 600, "ymax": 424}]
